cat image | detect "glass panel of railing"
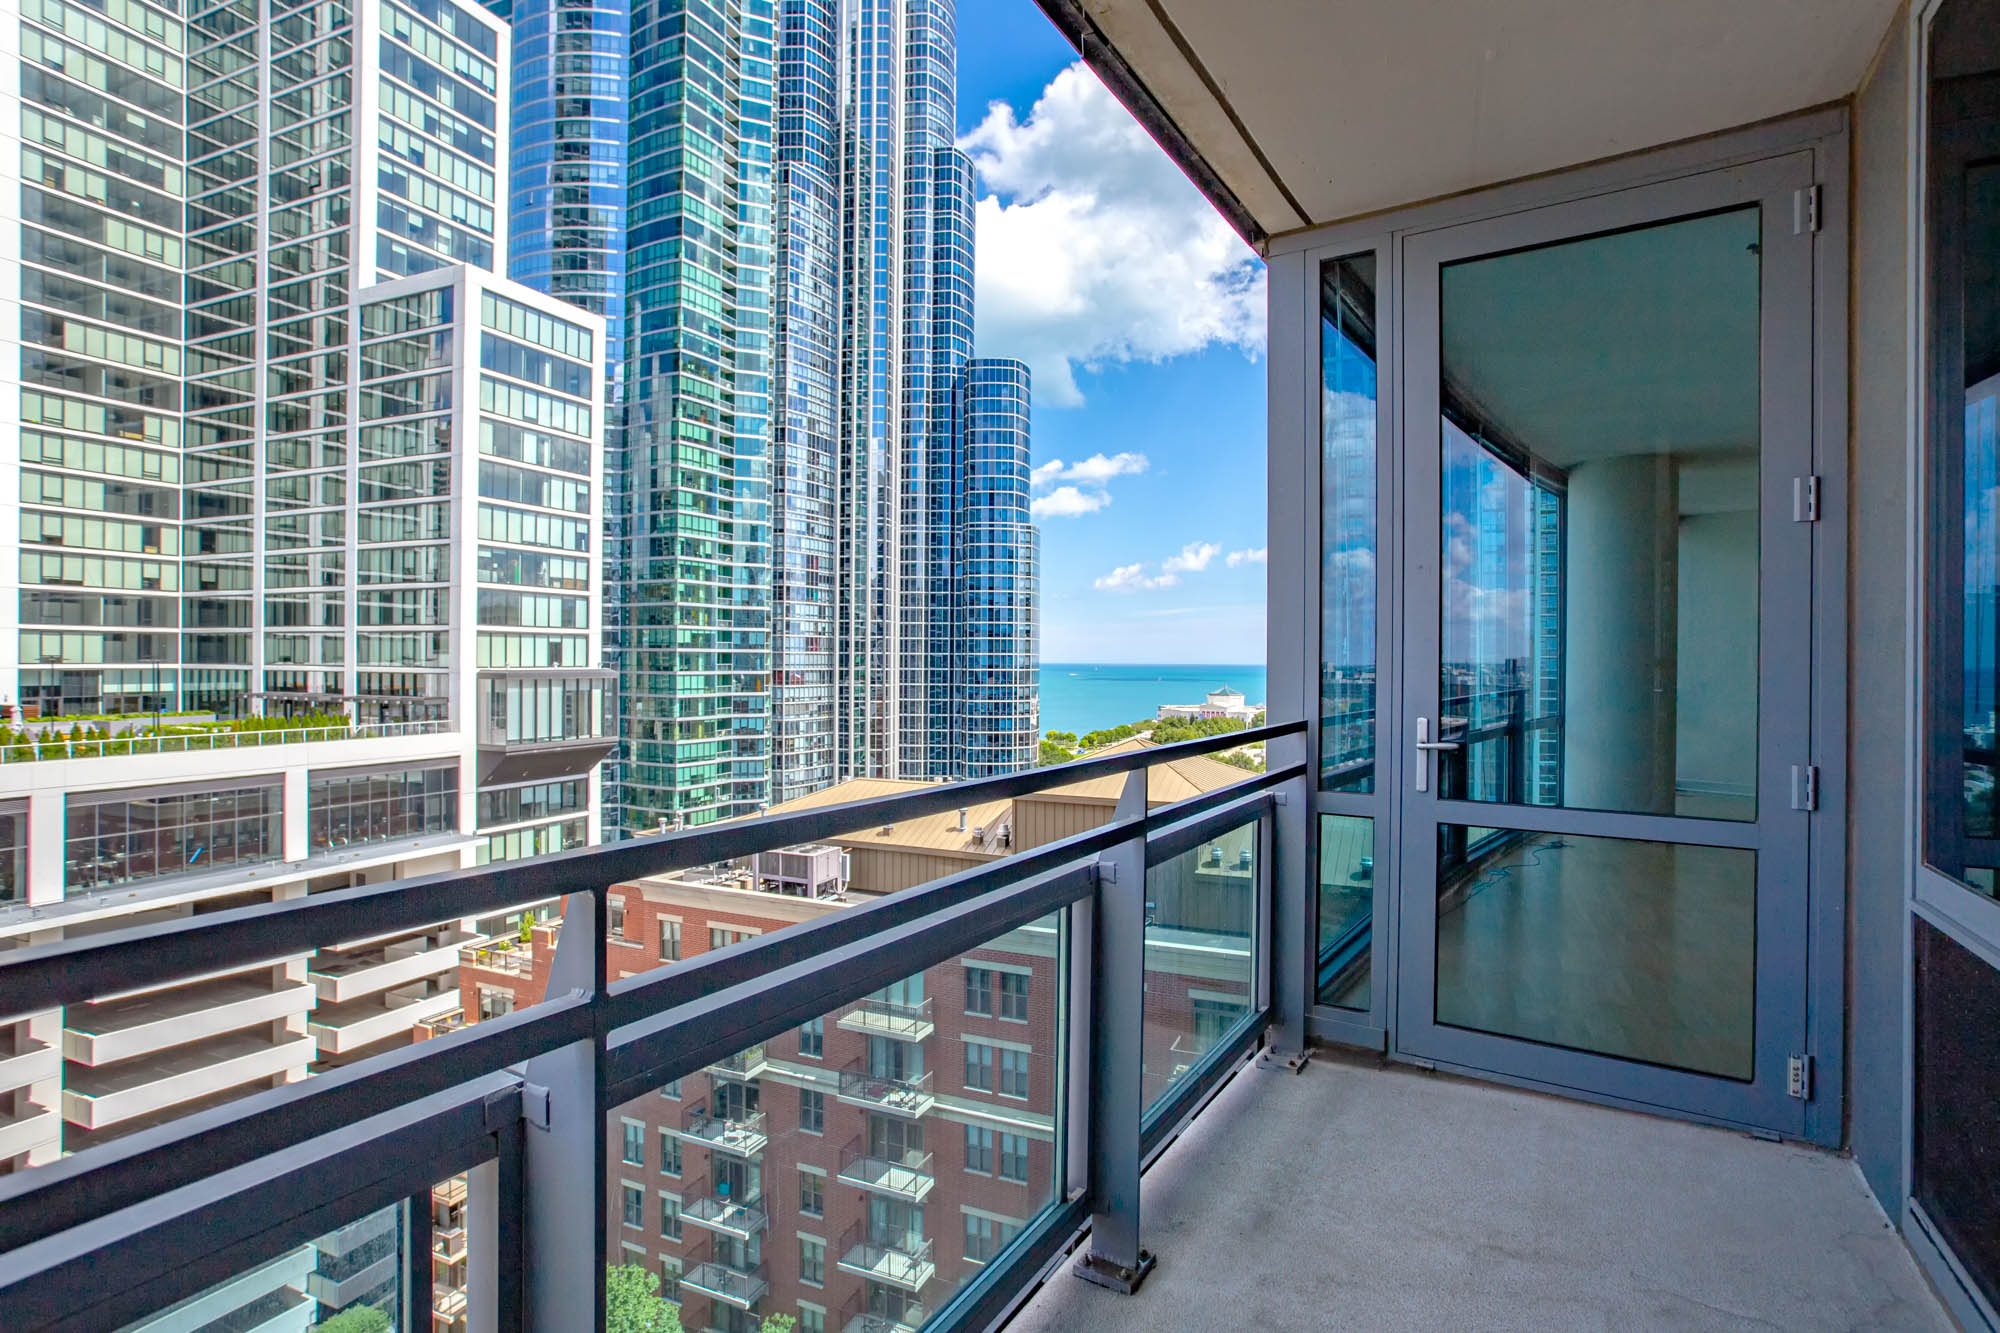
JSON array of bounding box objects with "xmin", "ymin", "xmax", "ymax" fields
[
  {"xmin": 1142, "ymin": 815, "xmax": 1261, "ymax": 1115},
  {"xmin": 117, "ymin": 1198, "xmax": 411, "ymax": 1332},
  {"xmin": 604, "ymin": 911, "xmax": 1068, "ymax": 1333}
]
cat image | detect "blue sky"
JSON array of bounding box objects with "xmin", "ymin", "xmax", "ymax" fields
[{"xmin": 955, "ymin": 2, "xmax": 1268, "ymax": 666}]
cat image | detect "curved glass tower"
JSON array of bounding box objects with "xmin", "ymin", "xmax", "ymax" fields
[{"xmin": 957, "ymin": 359, "xmax": 1039, "ymax": 776}]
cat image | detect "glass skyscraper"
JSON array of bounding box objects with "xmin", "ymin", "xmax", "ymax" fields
[{"xmin": 480, "ymin": 0, "xmax": 1039, "ymax": 824}]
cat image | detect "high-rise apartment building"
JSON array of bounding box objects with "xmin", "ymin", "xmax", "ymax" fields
[
  {"xmin": 0, "ymin": 0, "xmax": 609, "ymax": 1318},
  {"xmin": 482, "ymin": 0, "xmax": 1039, "ymax": 826}
]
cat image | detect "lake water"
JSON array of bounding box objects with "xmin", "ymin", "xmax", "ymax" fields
[{"xmin": 1037, "ymin": 662, "xmax": 1268, "ymax": 738}]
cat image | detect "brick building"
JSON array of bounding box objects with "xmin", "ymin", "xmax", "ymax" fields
[{"xmin": 441, "ymin": 740, "xmax": 1258, "ymax": 1331}]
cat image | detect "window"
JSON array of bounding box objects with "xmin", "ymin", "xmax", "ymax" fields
[
  {"xmin": 477, "ymin": 985, "xmax": 514, "ymax": 1020},
  {"xmin": 658, "ymin": 1255, "xmax": 682, "ymax": 1302},
  {"xmin": 963, "ymin": 1212, "xmax": 1021, "ymax": 1264},
  {"xmin": 998, "ymin": 971, "xmax": 1029, "ymax": 1022},
  {"xmin": 658, "ymin": 919, "xmax": 681, "ymax": 961},
  {"xmin": 621, "ymin": 1184, "xmax": 643, "ymax": 1229},
  {"xmin": 964, "ymin": 1040, "xmax": 994, "ymax": 1092},
  {"xmin": 710, "ymin": 925, "xmax": 754, "ymax": 950},
  {"xmin": 799, "ymin": 1016, "xmax": 823, "ymax": 1059},
  {"xmin": 65, "ymin": 780, "xmax": 281, "ymax": 891},
  {"xmin": 305, "ymin": 762, "xmax": 457, "ymax": 852},
  {"xmin": 1000, "ymin": 1048, "xmax": 1030, "ymax": 1099},
  {"xmin": 964, "ymin": 966, "xmax": 994, "ymax": 1016},
  {"xmin": 621, "ymin": 1120, "xmax": 644, "ymax": 1167},
  {"xmin": 799, "ymin": 1235, "xmax": 825, "ymax": 1287},
  {"xmin": 964, "ymin": 1125, "xmax": 994, "ymax": 1174},
  {"xmin": 799, "ymin": 1169, "xmax": 823, "ymax": 1217},
  {"xmin": 658, "ymin": 1194, "xmax": 681, "ymax": 1241},
  {"xmin": 609, "ymin": 896, "xmax": 627, "ymax": 939},
  {"xmin": 1192, "ymin": 996, "xmax": 1244, "ymax": 1055},
  {"xmin": 661, "ymin": 1078, "xmax": 681, "ymax": 1100},
  {"xmin": 659, "ymin": 1131, "xmax": 681, "ymax": 1178},
  {"xmin": 799, "ymin": 1308, "xmax": 825, "ymax": 1333},
  {"xmin": 800, "ymin": 1088, "xmax": 824, "ymax": 1134},
  {"xmin": 999, "ymin": 1133, "xmax": 1029, "ymax": 1183}
]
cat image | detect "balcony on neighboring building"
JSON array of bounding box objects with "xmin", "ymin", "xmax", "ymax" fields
[
  {"xmin": 678, "ymin": 1259, "xmax": 768, "ymax": 1311},
  {"xmin": 837, "ymin": 1223, "xmax": 935, "ymax": 1294},
  {"xmin": 836, "ymin": 995, "xmax": 934, "ymax": 1043},
  {"xmin": 836, "ymin": 1064, "xmax": 935, "ymax": 1119},
  {"xmin": 666, "ymin": 1107, "xmax": 768, "ymax": 1158},
  {"xmin": 679, "ymin": 1180, "xmax": 768, "ymax": 1242},
  {"xmin": 836, "ymin": 1139, "xmax": 935, "ymax": 1204},
  {"xmin": 474, "ymin": 670, "xmax": 616, "ymax": 785},
  {"xmin": 704, "ymin": 1044, "xmax": 769, "ymax": 1081}
]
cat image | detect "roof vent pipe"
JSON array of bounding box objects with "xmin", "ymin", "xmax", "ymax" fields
[{"xmin": 957, "ymin": 808, "xmax": 968, "ymax": 832}]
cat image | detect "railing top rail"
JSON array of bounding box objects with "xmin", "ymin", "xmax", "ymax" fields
[{"xmin": 0, "ymin": 722, "xmax": 1304, "ymax": 1018}]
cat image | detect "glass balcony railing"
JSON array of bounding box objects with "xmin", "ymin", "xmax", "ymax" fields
[{"xmin": 0, "ymin": 722, "xmax": 1299, "ymax": 1333}]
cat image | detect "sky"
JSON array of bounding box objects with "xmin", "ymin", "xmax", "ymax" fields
[{"xmin": 955, "ymin": 2, "xmax": 1269, "ymax": 666}]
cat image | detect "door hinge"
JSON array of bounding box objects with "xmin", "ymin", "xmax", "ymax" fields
[
  {"xmin": 1794, "ymin": 183, "xmax": 1822, "ymax": 234},
  {"xmin": 1787, "ymin": 1054, "xmax": 1814, "ymax": 1100},
  {"xmin": 1791, "ymin": 764, "xmax": 1820, "ymax": 812},
  {"xmin": 1792, "ymin": 474, "xmax": 1820, "ymax": 522}
]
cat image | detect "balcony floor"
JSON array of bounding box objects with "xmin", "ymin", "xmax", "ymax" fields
[{"xmin": 1011, "ymin": 1054, "xmax": 1948, "ymax": 1332}]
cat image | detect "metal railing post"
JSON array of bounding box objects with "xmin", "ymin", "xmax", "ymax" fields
[
  {"xmin": 517, "ymin": 888, "xmax": 606, "ymax": 1330},
  {"xmin": 1265, "ymin": 729, "xmax": 1315, "ymax": 1066},
  {"xmin": 1074, "ymin": 769, "xmax": 1156, "ymax": 1293}
]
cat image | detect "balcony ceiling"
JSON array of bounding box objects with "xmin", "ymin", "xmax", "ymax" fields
[{"xmin": 1060, "ymin": 0, "xmax": 1901, "ymax": 240}]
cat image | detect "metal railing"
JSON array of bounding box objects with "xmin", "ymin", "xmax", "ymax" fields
[
  {"xmin": 0, "ymin": 716, "xmax": 453, "ymax": 764},
  {"xmin": 0, "ymin": 719, "xmax": 1308, "ymax": 1333},
  {"xmin": 837, "ymin": 1064, "xmax": 936, "ymax": 1116}
]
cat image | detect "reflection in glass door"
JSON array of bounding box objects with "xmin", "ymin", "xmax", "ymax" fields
[{"xmin": 1397, "ymin": 160, "xmax": 1817, "ymax": 1132}]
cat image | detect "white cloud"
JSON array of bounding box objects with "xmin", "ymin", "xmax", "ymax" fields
[
  {"xmin": 1053, "ymin": 451, "xmax": 1149, "ymax": 487},
  {"xmin": 1028, "ymin": 452, "xmax": 1150, "ymax": 519},
  {"xmin": 1162, "ymin": 541, "xmax": 1221, "ymax": 575},
  {"xmin": 961, "ymin": 63, "xmax": 1265, "ymax": 407},
  {"xmin": 1094, "ymin": 563, "xmax": 1180, "ymax": 593},
  {"xmin": 1226, "ymin": 547, "xmax": 1268, "ymax": 567},
  {"xmin": 1031, "ymin": 485, "xmax": 1110, "ymax": 520}
]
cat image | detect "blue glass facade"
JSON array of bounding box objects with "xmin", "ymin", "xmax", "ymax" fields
[
  {"xmin": 479, "ymin": 0, "xmax": 1037, "ymax": 816},
  {"xmin": 956, "ymin": 359, "xmax": 1039, "ymax": 776}
]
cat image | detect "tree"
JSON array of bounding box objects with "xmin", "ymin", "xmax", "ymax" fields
[
  {"xmin": 605, "ymin": 1264, "xmax": 681, "ymax": 1333},
  {"xmin": 603, "ymin": 1266, "xmax": 796, "ymax": 1333},
  {"xmin": 314, "ymin": 1308, "xmax": 392, "ymax": 1333},
  {"xmin": 1215, "ymin": 749, "xmax": 1263, "ymax": 772},
  {"xmin": 1039, "ymin": 738, "xmax": 1077, "ymax": 767},
  {"xmin": 1251, "ymin": 710, "xmax": 1266, "ymax": 728}
]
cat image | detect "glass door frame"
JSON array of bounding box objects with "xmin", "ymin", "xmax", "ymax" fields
[
  {"xmin": 1272, "ymin": 115, "xmax": 1850, "ymax": 1146},
  {"xmin": 1394, "ymin": 156, "xmax": 1817, "ymax": 1137}
]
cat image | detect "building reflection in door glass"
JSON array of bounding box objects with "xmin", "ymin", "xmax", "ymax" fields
[
  {"xmin": 1317, "ymin": 814, "xmax": 1373, "ymax": 1010},
  {"xmin": 1437, "ymin": 207, "xmax": 1763, "ymax": 821},
  {"xmin": 1434, "ymin": 824, "xmax": 1755, "ymax": 1080},
  {"xmin": 1322, "ymin": 254, "xmax": 1379, "ymax": 792}
]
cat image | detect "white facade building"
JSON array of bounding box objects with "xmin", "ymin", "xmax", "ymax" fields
[{"xmin": 1156, "ymin": 688, "xmax": 1263, "ymax": 724}]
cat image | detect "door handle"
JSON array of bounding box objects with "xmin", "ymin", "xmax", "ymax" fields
[{"xmin": 1414, "ymin": 717, "xmax": 1459, "ymax": 792}]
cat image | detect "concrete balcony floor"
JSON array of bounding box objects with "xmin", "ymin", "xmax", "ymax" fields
[{"xmin": 1011, "ymin": 1054, "xmax": 1949, "ymax": 1333}]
